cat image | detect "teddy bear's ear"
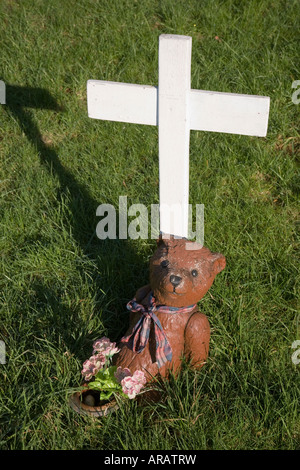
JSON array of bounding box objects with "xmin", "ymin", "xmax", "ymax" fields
[{"xmin": 212, "ymin": 253, "xmax": 226, "ymax": 274}]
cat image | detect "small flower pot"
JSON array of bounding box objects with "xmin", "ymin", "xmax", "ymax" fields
[{"xmin": 69, "ymin": 387, "xmax": 119, "ymax": 418}]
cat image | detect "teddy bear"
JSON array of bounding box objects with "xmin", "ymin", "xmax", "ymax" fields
[{"xmin": 113, "ymin": 236, "xmax": 226, "ymax": 388}]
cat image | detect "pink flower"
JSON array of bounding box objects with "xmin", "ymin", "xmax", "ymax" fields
[
  {"xmin": 132, "ymin": 370, "xmax": 147, "ymax": 385},
  {"xmin": 93, "ymin": 337, "xmax": 120, "ymax": 358},
  {"xmin": 120, "ymin": 370, "xmax": 147, "ymax": 399},
  {"xmin": 81, "ymin": 337, "xmax": 121, "ymax": 381},
  {"xmin": 81, "ymin": 353, "xmax": 106, "ymax": 381}
]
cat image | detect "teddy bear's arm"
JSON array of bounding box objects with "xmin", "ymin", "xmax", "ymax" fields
[{"xmin": 184, "ymin": 312, "xmax": 210, "ymax": 370}]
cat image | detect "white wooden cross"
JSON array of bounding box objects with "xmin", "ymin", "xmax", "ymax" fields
[{"xmin": 87, "ymin": 34, "xmax": 270, "ymax": 239}]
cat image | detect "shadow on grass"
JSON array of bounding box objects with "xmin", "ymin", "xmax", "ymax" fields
[{"xmin": 4, "ymin": 84, "xmax": 148, "ymax": 351}]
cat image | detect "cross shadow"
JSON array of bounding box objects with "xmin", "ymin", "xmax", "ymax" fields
[{"xmin": 4, "ymin": 84, "xmax": 148, "ymax": 357}]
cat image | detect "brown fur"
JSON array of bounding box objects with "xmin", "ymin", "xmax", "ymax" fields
[{"xmin": 114, "ymin": 237, "xmax": 226, "ymax": 388}]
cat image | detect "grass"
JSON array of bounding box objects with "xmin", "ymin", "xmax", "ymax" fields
[{"xmin": 0, "ymin": 0, "xmax": 299, "ymax": 450}]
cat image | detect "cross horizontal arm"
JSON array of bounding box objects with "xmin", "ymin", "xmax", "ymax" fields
[
  {"xmin": 88, "ymin": 80, "xmax": 270, "ymax": 137},
  {"xmin": 189, "ymin": 89, "xmax": 270, "ymax": 137},
  {"xmin": 87, "ymin": 80, "xmax": 157, "ymax": 126}
]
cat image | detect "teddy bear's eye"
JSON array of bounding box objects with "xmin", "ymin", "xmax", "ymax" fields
[
  {"xmin": 161, "ymin": 260, "xmax": 169, "ymax": 268},
  {"xmin": 191, "ymin": 269, "xmax": 198, "ymax": 277}
]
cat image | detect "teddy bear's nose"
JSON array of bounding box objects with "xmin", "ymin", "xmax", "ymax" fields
[{"xmin": 170, "ymin": 275, "xmax": 182, "ymax": 287}]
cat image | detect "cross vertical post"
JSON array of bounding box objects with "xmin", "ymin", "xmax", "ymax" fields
[{"xmin": 158, "ymin": 35, "xmax": 192, "ymax": 239}]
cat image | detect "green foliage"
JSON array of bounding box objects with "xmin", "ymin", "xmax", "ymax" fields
[
  {"xmin": 0, "ymin": 0, "xmax": 299, "ymax": 451},
  {"xmin": 88, "ymin": 366, "xmax": 124, "ymax": 400}
]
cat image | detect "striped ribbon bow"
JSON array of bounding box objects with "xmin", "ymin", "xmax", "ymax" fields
[{"xmin": 121, "ymin": 292, "xmax": 196, "ymax": 369}]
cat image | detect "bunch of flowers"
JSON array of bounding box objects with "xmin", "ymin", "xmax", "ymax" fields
[
  {"xmin": 81, "ymin": 337, "xmax": 146, "ymax": 400},
  {"xmin": 114, "ymin": 367, "xmax": 147, "ymax": 399},
  {"xmin": 81, "ymin": 337, "xmax": 120, "ymax": 381}
]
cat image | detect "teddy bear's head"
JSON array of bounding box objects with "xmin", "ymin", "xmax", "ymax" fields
[{"xmin": 149, "ymin": 236, "xmax": 226, "ymax": 308}]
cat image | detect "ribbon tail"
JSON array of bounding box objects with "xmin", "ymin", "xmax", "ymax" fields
[
  {"xmin": 151, "ymin": 312, "xmax": 173, "ymax": 368},
  {"xmin": 121, "ymin": 314, "xmax": 151, "ymax": 354}
]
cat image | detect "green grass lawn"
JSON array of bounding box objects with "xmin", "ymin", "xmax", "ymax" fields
[{"xmin": 0, "ymin": 0, "xmax": 299, "ymax": 450}]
